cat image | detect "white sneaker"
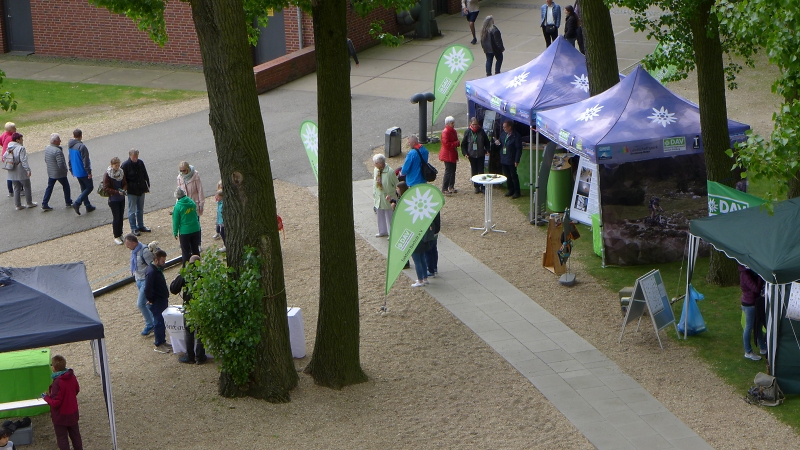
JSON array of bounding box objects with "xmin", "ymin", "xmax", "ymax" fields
[
  {"xmin": 759, "ymin": 348, "xmax": 768, "ymax": 355},
  {"xmin": 219, "ymin": 246, "xmax": 226, "ymax": 252},
  {"xmin": 375, "ymin": 233, "xmax": 388, "ymax": 238},
  {"xmin": 744, "ymin": 352, "xmax": 762, "ymax": 361},
  {"xmin": 114, "ymin": 237, "xmax": 123, "ymax": 245},
  {"xmin": 411, "ymin": 281, "xmax": 425, "ymax": 287},
  {"xmin": 212, "ymin": 233, "xmax": 221, "ymax": 240}
]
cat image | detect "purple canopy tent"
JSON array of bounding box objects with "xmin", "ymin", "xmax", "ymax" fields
[{"xmin": 465, "ymin": 36, "xmax": 592, "ymax": 223}]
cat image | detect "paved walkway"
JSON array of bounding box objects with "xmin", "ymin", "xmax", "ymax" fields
[{"xmin": 351, "ymin": 180, "xmax": 711, "ymax": 450}]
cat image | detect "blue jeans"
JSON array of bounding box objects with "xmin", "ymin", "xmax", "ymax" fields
[
  {"xmin": 42, "ymin": 176, "xmax": 72, "ymax": 206},
  {"xmin": 75, "ymin": 177, "xmax": 94, "ymax": 207},
  {"xmin": 148, "ymin": 302, "xmax": 167, "ymax": 346},
  {"xmin": 742, "ymin": 305, "xmax": 766, "ymax": 354},
  {"xmin": 127, "ymin": 193, "xmax": 146, "ymax": 231},
  {"xmin": 136, "ymin": 279, "xmax": 154, "ymax": 328},
  {"xmin": 411, "ymin": 250, "xmax": 428, "ymax": 281},
  {"xmin": 425, "ymin": 239, "xmax": 438, "ymax": 274}
]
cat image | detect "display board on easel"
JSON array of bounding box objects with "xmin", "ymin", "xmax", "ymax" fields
[{"xmin": 618, "ymin": 269, "xmax": 676, "ymax": 349}]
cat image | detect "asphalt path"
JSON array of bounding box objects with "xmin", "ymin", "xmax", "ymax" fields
[{"xmin": 0, "ymin": 88, "xmax": 467, "ymax": 254}]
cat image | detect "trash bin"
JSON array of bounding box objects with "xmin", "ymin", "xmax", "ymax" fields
[
  {"xmin": 385, "ymin": 127, "xmax": 401, "ymax": 157},
  {"xmin": 546, "ymin": 153, "xmax": 573, "ymax": 212}
]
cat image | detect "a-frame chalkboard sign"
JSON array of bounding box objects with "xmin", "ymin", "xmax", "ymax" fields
[{"xmin": 618, "ymin": 269, "xmax": 677, "ymax": 349}]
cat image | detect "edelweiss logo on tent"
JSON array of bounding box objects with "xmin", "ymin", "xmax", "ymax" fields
[
  {"xmin": 301, "ymin": 122, "xmax": 318, "ymax": 156},
  {"xmin": 708, "ymin": 196, "xmax": 750, "ymax": 216},
  {"xmin": 506, "ymin": 71, "xmax": 530, "ymax": 89},
  {"xmin": 443, "ymin": 47, "xmax": 471, "ymax": 73},
  {"xmin": 577, "ymin": 104, "xmax": 603, "ymax": 122},
  {"xmin": 403, "ymin": 187, "xmax": 439, "ymax": 223},
  {"xmin": 647, "ymin": 106, "xmax": 677, "ymax": 127},
  {"xmin": 571, "ymin": 74, "xmax": 589, "ymax": 93}
]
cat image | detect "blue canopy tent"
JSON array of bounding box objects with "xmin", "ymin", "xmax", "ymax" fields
[
  {"xmin": 465, "ymin": 36, "xmax": 592, "ymax": 222},
  {"xmin": 534, "ymin": 65, "xmax": 750, "ymax": 164}
]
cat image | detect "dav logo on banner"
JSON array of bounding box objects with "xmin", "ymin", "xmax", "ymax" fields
[
  {"xmin": 491, "ymin": 95, "xmax": 502, "ymax": 108},
  {"xmin": 708, "ymin": 196, "xmax": 750, "ymax": 216},
  {"xmin": 559, "ymin": 129, "xmax": 570, "ymax": 144},
  {"xmin": 663, "ymin": 136, "xmax": 686, "ymax": 153}
]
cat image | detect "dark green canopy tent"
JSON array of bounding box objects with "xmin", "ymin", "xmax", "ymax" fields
[{"xmin": 690, "ymin": 197, "xmax": 800, "ymax": 394}]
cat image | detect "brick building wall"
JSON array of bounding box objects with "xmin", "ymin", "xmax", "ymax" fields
[
  {"xmin": 30, "ymin": 0, "xmax": 202, "ymax": 66},
  {"xmin": 284, "ymin": 6, "xmax": 401, "ymax": 54}
]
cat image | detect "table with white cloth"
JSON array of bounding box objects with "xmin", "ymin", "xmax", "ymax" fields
[
  {"xmin": 162, "ymin": 305, "xmax": 306, "ymax": 358},
  {"xmin": 470, "ymin": 174, "xmax": 508, "ymax": 236}
]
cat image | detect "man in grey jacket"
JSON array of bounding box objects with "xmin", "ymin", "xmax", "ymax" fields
[
  {"xmin": 41, "ymin": 133, "xmax": 73, "ymax": 211},
  {"xmin": 124, "ymin": 234, "xmax": 155, "ymax": 336}
]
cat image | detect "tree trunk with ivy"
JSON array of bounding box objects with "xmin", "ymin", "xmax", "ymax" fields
[
  {"xmin": 189, "ymin": 0, "xmax": 298, "ymax": 400},
  {"xmin": 690, "ymin": 0, "xmax": 739, "ymax": 286},
  {"xmin": 303, "ymin": 0, "xmax": 368, "ymax": 389},
  {"xmin": 582, "ymin": 0, "xmax": 620, "ymax": 95}
]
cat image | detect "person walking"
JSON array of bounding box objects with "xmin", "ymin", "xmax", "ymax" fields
[
  {"xmin": 173, "ymin": 187, "xmax": 202, "ymax": 265},
  {"xmin": 102, "ymin": 157, "xmax": 128, "ymax": 245},
  {"xmin": 494, "ymin": 120, "xmax": 523, "ymax": 199},
  {"xmin": 43, "ymin": 355, "xmax": 83, "ymax": 450},
  {"xmin": 480, "ymin": 16, "xmax": 505, "ymax": 76},
  {"xmin": 400, "ymin": 135, "xmax": 430, "ymax": 188},
  {"xmin": 124, "ymin": 234, "xmax": 155, "ymax": 336},
  {"xmin": 373, "ymin": 153, "xmax": 399, "ymax": 238},
  {"xmin": 68, "ymin": 129, "xmax": 95, "ymax": 215},
  {"xmin": 564, "ymin": 5, "xmax": 578, "ymax": 48},
  {"xmin": 41, "ymin": 133, "xmax": 73, "ymax": 211},
  {"xmin": 145, "ymin": 249, "xmax": 171, "ymax": 353},
  {"xmin": 1, "ymin": 122, "xmax": 16, "ymax": 197},
  {"xmin": 176, "ymin": 161, "xmax": 205, "ymax": 216},
  {"xmin": 540, "ymin": 0, "xmax": 562, "ymax": 47},
  {"xmin": 462, "ymin": 0, "xmax": 481, "ymax": 45},
  {"xmin": 460, "ymin": 117, "xmax": 491, "ymax": 194},
  {"xmin": 121, "ymin": 148, "xmax": 151, "ymax": 236},
  {"xmin": 440, "ymin": 116, "xmax": 459, "ymax": 194},
  {"xmin": 5, "ymin": 133, "xmax": 36, "ymax": 210}
]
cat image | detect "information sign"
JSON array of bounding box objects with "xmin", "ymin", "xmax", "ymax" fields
[{"xmin": 618, "ymin": 269, "xmax": 677, "ymax": 349}]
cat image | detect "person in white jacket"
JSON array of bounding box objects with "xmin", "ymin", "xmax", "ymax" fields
[{"xmin": 176, "ymin": 161, "xmax": 205, "ymax": 216}]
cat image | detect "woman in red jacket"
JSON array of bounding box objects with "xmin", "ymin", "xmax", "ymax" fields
[
  {"xmin": 440, "ymin": 116, "xmax": 459, "ymax": 194},
  {"xmin": 43, "ymin": 355, "xmax": 83, "ymax": 450}
]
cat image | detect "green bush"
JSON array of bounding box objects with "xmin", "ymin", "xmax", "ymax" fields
[{"xmin": 183, "ymin": 247, "xmax": 265, "ymax": 386}]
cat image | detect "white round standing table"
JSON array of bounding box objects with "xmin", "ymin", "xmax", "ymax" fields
[{"xmin": 470, "ymin": 174, "xmax": 508, "ymax": 236}]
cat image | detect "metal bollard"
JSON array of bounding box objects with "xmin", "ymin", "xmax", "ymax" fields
[{"xmin": 410, "ymin": 92, "xmax": 435, "ymax": 143}]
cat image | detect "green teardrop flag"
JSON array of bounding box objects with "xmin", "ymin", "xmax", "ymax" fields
[
  {"xmin": 299, "ymin": 120, "xmax": 319, "ymax": 182},
  {"xmin": 385, "ymin": 184, "xmax": 445, "ymax": 295},
  {"xmin": 432, "ymin": 45, "xmax": 474, "ymax": 127},
  {"xmin": 706, "ymin": 180, "xmax": 764, "ymax": 216}
]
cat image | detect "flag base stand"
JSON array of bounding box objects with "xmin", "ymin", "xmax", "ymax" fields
[{"xmin": 559, "ymin": 272, "xmax": 576, "ymax": 286}]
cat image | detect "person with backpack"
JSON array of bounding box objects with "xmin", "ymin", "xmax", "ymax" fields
[
  {"xmin": 400, "ymin": 135, "xmax": 430, "ymax": 188},
  {"xmin": 124, "ymin": 234, "xmax": 155, "ymax": 336}
]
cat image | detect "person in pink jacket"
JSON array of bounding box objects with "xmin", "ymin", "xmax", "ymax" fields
[
  {"xmin": 1, "ymin": 122, "xmax": 16, "ymax": 197},
  {"xmin": 440, "ymin": 116, "xmax": 460, "ymax": 194},
  {"xmin": 177, "ymin": 161, "xmax": 205, "ymax": 216}
]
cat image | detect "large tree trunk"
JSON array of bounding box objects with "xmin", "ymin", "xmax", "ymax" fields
[
  {"xmin": 304, "ymin": 0, "xmax": 368, "ymax": 388},
  {"xmin": 189, "ymin": 0, "xmax": 298, "ymax": 400},
  {"xmin": 581, "ymin": 0, "xmax": 619, "ymax": 95},
  {"xmin": 690, "ymin": 0, "xmax": 739, "ymax": 286}
]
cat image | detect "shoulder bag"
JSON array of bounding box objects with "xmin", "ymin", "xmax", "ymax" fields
[{"xmin": 414, "ymin": 148, "xmax": 438, "ymax": 182}]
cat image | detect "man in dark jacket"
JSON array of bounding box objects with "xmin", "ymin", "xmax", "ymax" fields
[
  {"xmin": 43, "ymin": 355, "xmax": 83, "ymax": 450},
  {"xmin": 461, "ymin": 117, "xmax": 491, "ymax": 193},
  {"xmin": 41, "ymin": 133, "xmax": 72, "ymax": 211},
  {"xmin": 494, "ymin": 120, "xmax": 523, "ymax": 198},
  {"xmin": 67, "ymin": 129, "xmax": 95, "ymax": 215},
  {"xmin": 145, "ymin": 249, "xmax": 171, "ymax": 353},
  {"xmin": 170, "ymin": 255, "xmax": 207, "ymax": 364},
  {"xmin": 121, "ymin": 148, "xmax": 151, "ymax": 236}
]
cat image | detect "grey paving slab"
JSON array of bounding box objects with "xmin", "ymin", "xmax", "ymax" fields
[
  {"xmin": 82, "ymin": 68, "xmax": 174, "ymax": 87},
  {"xmin": 0, "ymin": 60, "xmax": 59, "ymax": 78},
  {"xmin": 28, "ymin": 64, "xmax": 114, "ymax": 82}
]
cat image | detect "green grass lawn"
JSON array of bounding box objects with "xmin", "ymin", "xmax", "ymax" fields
[{"xmin": 0, "ymin": 78, "xmax": 205, "ymax": 126}]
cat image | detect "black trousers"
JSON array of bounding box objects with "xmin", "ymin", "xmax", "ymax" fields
[
  {"xmin": 184, "ymin": 321, "xmax": 206, "ymax": 360},
  {"xmin": 442, "ymin": 161, "xmax": 457, "ymax": 191},
  {"xmin": 179, "ymin": 231, "xmax": 202, "ymax": 265},
  {"xmin": 109, "ymin": 199, "xmax": 125, "ymax": 238},
  {"xmin": 469, "ymin": 156, "xmax": 484, "ymax": 189},
  {"xmin": 542, "ymin": 26, "xmax": 559, "ymax": 47},
  {"xmin": 502, "ymin": 163, "xmax": 521, "ymax": 195}
]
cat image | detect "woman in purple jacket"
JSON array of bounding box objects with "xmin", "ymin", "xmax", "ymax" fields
[{"xmin": 739, "ymin": 265, "xmax": 767, "ymax": 361}]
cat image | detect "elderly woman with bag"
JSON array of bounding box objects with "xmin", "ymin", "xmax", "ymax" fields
[
  {"xmin": 4, "ymin": 132, "xmax": 37, "ymax": 210},
  {"xmin": 103, "ymin": 157, "xmax": 128, "ymax": 245},
  {"xmin": 176, "ymin": 161, "xmax": 205, "ymax": 216},
  {"xmin": 440, "ymin": 116, "xmax": 459, "ymax": 194}
]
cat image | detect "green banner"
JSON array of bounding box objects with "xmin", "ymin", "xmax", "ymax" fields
[
  {"xmin": 707, "ymin": 180, "xmax": 765, "ymax": 216},
  {"xmin": 385, "ymin": 184, "xmax": 445, "ymax": 295},
  {"xmin": 299, "ymin": 120, "xmax": 319, "ymax": 182},
  {"xmin": 432, "ymin": 45, "xmax": 474, "ymax": 127}
]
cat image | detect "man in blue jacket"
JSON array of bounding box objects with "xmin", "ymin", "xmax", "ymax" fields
[
  {"xmin": 494, "ymin": 120, "xmax": 523, "ymax": 199},
  {"xmin": 540, "ymin": 0, "xmax": 562, "ymax": 47},
  {"xmin": 400, "ymin": 135, "xmax": 429, "ymax": 188},
  {"xmin": 67, "ymin": 129, "xmax": 95, "ymax": 215},
  {"xmin": 145, "ymin": 249, "xmax": 171, "ymax": 353}
]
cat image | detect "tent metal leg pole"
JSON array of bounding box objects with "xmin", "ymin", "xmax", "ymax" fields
[
  {"xmin": 529, "ymin": 127, "xmax": 534, "ymax": 223},
  {"xmin": 532, "ymin": 131, "xmax": 540, "ymax": 224}
]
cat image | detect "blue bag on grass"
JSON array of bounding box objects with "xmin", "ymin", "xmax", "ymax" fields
[{"xmin": 677, "ymin": 284, "xmax": 707, "ymax": 336}]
